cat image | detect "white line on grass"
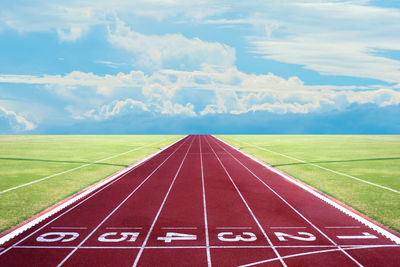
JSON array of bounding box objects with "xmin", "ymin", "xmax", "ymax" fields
[
  {"xmin": 225, "ymin": 137, "xmax": 399, "ymax": 194},
  {"xmin": 0, "ymin": 137, "xmax": 175, "ymax": 195},
  {"xmin": 214, "ymin": 135, "xmax": 400, "ymax": 245},
  {"xmin": 0, "ymin": 136, "xmax": 185, "ymax": 250}
]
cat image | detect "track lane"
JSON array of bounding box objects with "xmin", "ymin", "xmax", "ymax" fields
[
  {"xmin": 61, "ymin": 136, "xmax": 194, "ymax": 267},
  {"xmin": 208, "ymin": 136, "xmax": 361, "ymax": 266},
  {"xmin": 211, "ymin": 135, "xmax": 400, "ymax": 266},
  {"xmin": 202, "ymin": 136, "xmax": 283, "ymax": 266},
  {"xmin": 1, "ymin": 135, "xmax": 399, "ymax": 266},
  {"xmin": 0, "ymin": 136, "xmax": 190, "ymax": 266},
  {"xmin": 132, "ymin": 136, "xmax": 206, "ymax": 266}
]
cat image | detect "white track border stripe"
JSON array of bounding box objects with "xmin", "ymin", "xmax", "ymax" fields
[
  {"xmin": 132, "ymin": 136, "xmax": 195, "ymax": 267},
  {"xmin": 0, "ymin": 137, "xmax": 176, "ymax": 195},
  {"xmin": 56, "ymin": 137, "xmax": 189, "ymax": 267},
  {"xmin": 213, "ymin": 135, "xmax": 400, "ymax": 245},
  {"xmin": 200, "ymin": 136, "xmax": 212, "ymax": 267},
  {"xmin": 205, "ymin": 137, "xmax": 287, "ymax": 267},
  {"xmin": 211, "ymin": 137, "xmax": 362, "ymax": 266},
  {"xmin": 224, "ymin": 137, "xmax": 399, "ymax": 194},
  {"xmin": 0, "ymin": 136, "xmax": 187, "ymax": 247}
]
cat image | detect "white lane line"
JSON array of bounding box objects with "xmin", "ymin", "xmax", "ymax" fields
[
  {"xmin": 132, "ymin": 137, "xmax": 195, "ymax": 267},
  {"xmin": 325, "ymin": 226, "xmax": 361, "ymax": 229},
  {"xmin": 51, "ymin": 227, "xmax": 88, "ymax": 230},
  {"xmin": 216, "ymin": 227, "xmax": 253, "ymax": 230},
  {"xmin": 239, "ymin": 247, "xmax": 343, "ymax": 267},
  {"xmin": 0, "ymin": 137, "xmax": 175, "ymax": 195},
  {"xmin": 56, "ymin": 138, "xmax": 189, "ymax": 267},
  {"xmin": 239, "ymin": 243, "xmax": 400, "ymax": 267},
  {"xmin": 211, "ymin": 136, "xmax": 363, "ymax": 267},
  {"xmin": 270, "ymin": 227, "xmax": 307, "ymax": 229},
  {"xmin": 14, "ymin": 244, "xmax": 400, "ymax": 249},
  {"xmin": 205, "ymin": 137, "xmax": 287, "ymax": 267},
  {"xmin": 214, "ymin": 136, "xmax": 400, "ymax": 245},
  {"xmin": 161, "ymin": 227, "xmax": 198, "ymax": 230},
  {"xmin": 216, "ymin": 227, "xmax": 252, "ymax": 229},
  {"xmin": 0, "ymin": 136, "xmax": 186, "ymax": 250},
  {"xmin": 200, "ymin": 136, "xmax": 212, "ymax": 267},
  {"xmin": 225, "ymin": 137, "xmax": 400, "ymax": 194},
  {"xmin": 106, "ymin": 227, "xmax": 142, "ymax": 230}
]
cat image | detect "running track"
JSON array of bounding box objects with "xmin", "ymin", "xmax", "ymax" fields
[{"xmin": 0, "ymin": 135, "xmax": 399, "ymax": 266}]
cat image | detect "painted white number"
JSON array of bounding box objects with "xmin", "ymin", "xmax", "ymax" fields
[
  {"xmin": 98, "ymin": 232, "xmax": 139, "ymax": 242},
  {"xmin": 337, "ymin": 232, "xmax": 378, "ymax": 240},
  {"xmin": 36, "ymin": 232, "xmax": 79, "ymax": 243},
  {"xmin": 157, "ymin": 232, "xmax": 197, "ymax": 243},
  {"xmin": 275, "ymin": 232, "xmax": 316, "ymax": 242},
  {"xmin": 217, "ymin": 232, "xmax": 257, "ymax": 242}
]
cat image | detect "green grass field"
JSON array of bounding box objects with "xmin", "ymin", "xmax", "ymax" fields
[
  {"xmin": 0, "ymin": 135, "xmax": 182, "ymax": 233},
  {"xmin": 219, "ymin": 135, "xmax": 400, "ymax": 233}
]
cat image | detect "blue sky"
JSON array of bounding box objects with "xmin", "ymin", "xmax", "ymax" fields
[{"xmin": 0, "ymin": 0, "xmax": 400, "ymax": 134}]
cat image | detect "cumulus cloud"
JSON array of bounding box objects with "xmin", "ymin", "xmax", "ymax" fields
[
  {"xmin": 1, "ymin": 67, "xmax": 399, "ymax": 121},
  {"xmin": 159, "ymin": 101, "xmax": 196, "ymax": 117},
  {"xmin": 107, "ymin": 18, "xmax": 236, "ymax": 71},
  {"xmin": 200, "ymin": 88, "xmax": 400, "ymax": 116},
  {"xmin": 76, "ymin": 98, "xmax": 196, "ymax": 121},
  {"xmin": 75, "ymin": 98, "xmax": 149, "ymax": 121},
  {"xmin": 0, "ymin": 105, "xmax": 36, "ymax": 131}
]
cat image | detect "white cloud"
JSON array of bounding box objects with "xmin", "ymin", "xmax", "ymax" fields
[
  {"xmin": 200, "ymin": 88, "xmax": 400, "ymax": 116},
  {"xmin": 0, "ymin": 1, "xmax": 226, "ymax": 41},
  {"xmin": 0, "ymin": 105, "xmax": 36, "ymax": 131},
  {"xmin": 245, "ymin": 1, "xmax": 400, "ymax": 83},
  {"xmin": 107, "ymin": 18, "xmax": 235, "ymax": 71},
  {"xmin": 2, "ymin": 1, "xmax": 399, "ymax": 83},
  {"xmin": 57, "ymin": 24, "xmax": 89, "ymax": 42},
  {"xmin": 76, "ymin": 98, "xmax": 149, "ymax": 121},
  {"xmin": 1, "ymin": 67, "xmax": 399, "ymax": 121},
  {"xmin": 77, "ymin": 98, "xmax": 196, "ymax": 121},
  {"xmin": 159, "ymin": 101, "xmax": 196, "ymax": 117}
]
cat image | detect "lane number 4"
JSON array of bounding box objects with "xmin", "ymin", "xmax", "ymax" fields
[{"xmin": 157, "ymin": 232, "xmax": 197, "ymax": 243}]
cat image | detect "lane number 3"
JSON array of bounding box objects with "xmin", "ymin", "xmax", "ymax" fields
[{"xmin": 218, "ymin": 232, "xmax": 257, "ymax": 242}]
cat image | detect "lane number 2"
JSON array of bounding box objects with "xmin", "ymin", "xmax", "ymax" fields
[
  {"xmin": 275, "ymin": 232, "xmax": 316, "ymax": 242},
  {"xmin": 218, "ymin": 232, "xmax": 257, "ymax": 242}
]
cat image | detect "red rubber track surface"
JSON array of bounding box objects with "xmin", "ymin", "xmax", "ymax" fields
[{"xmin": 0, "ymin": 135, "xmax": 399, "ymax": 266}]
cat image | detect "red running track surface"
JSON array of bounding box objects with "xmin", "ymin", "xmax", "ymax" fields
[{"xmin": 0, "ymin": 135, "xmax": 399, "ymax": 266}]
